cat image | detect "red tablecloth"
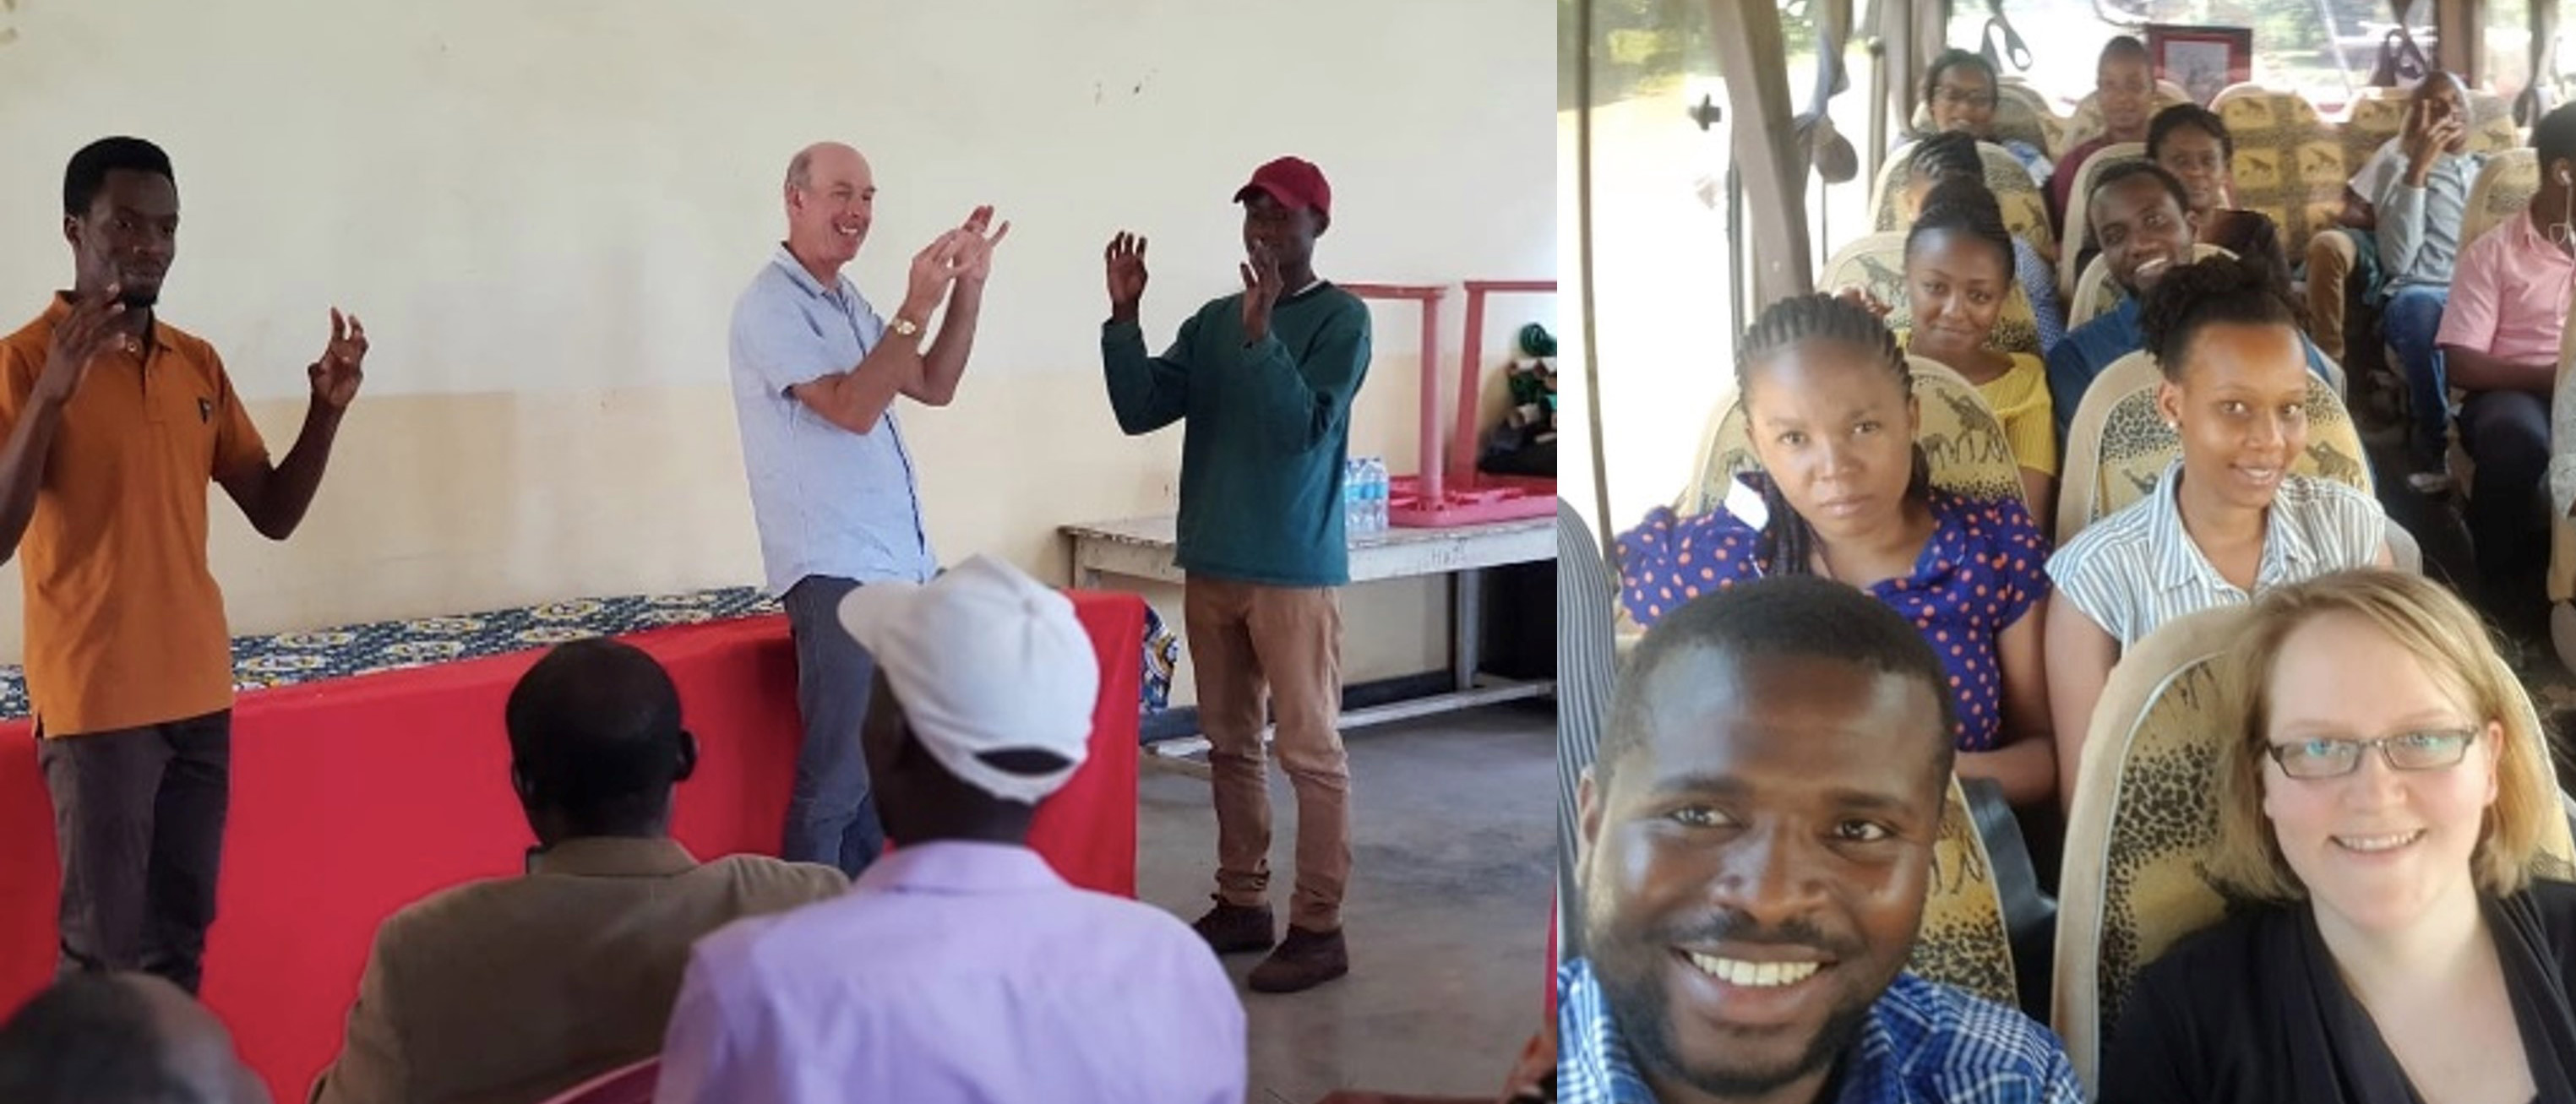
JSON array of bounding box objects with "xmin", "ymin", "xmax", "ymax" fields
[{"xmin": 0, "ymin": 590, "xmax": 1144, "ymax": 1099}]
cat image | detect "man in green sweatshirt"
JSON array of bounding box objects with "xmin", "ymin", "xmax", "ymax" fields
[{"xmin": 1100, "ymin": 156, "xmax": 1372, "ymax": 993}]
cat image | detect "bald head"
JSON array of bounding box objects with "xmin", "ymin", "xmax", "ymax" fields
[
  {"xmin": 782, "ymin": 142, "xmax": 874, "ymax": 276},
  {"xmin": 786, "ymin": 141, "xmax": 865, "ymax": 191},
  {"xmin": 0, "ymin": 971, "xmax": 267, "ymax": 1103}
]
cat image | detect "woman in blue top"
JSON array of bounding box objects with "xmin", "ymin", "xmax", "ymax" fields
[{"xmin": 1616, "ymin": 292, "xmax": 2059, "ymax": 807}]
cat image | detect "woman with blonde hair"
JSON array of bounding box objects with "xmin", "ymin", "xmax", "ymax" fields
[{"xmin": 2101, "ymin": 568, "xmax": 2575, "ymax": 1103}]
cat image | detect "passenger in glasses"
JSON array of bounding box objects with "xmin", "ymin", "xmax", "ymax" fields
[{"xmin": 2101, "ymin": 569, "xmax": 2576, "ymax": 1104}]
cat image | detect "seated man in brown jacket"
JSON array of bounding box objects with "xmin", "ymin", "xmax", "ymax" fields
[{"xmin": 309, "ymin": 639, "xmax": 847, "ymax": 1104}]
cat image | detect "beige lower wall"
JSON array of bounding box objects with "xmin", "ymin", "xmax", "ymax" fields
[{"xmin": 0, "ymin": 362, "xmax": 1457, "ymax": 707}]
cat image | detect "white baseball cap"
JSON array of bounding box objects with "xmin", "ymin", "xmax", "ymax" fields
[{"xmin": 836, "ymin": 555, "xmax": 1097, "ymax": 804}]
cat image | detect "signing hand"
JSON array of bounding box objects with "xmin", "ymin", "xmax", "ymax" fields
[
  {"xmin": 1105, "ymin": 231, "xmax": 1149, "ymax": 322},
  {"xmin": 1833, "ymin": 286, "xmax": 1893, "ymax": 319},
  {"xmin": 35, "ymin": 285, "xmax": 128, "ymax": 406},
  {"xmin": 1239, "ymin": 240, "xmax": 1282, "ymax": 344},
  {"xmin": 309, "ymin": 307, "xmax": 368, "ymax": 411},
  {"xmin": 2402, "ymin": 99, "xmax": 2464, "ymax": 181},
  {"xmin": 953, "ymin": 205, "xmax": 1013, "ymax": 285},
  {"xmin": 901, "ymin": 229, "xmax": 974, "ymax": 321}
]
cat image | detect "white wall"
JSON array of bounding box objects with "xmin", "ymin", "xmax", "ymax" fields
[{"xmin": 0, "ymin": 0, "xmax": 1555, "ymax": 688}]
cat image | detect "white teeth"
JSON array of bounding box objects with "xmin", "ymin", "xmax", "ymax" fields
[
  {"xmin": 1686, "ymin": 953, "xmax": 1822, "ymax": 987},
  {"xmin": 2337, "ymin": 831, "xmax": 2423, "ymax": 852}
]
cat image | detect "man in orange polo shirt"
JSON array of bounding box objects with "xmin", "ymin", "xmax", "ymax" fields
[{"xmin": 0, "ymin": 137, "xmax": 369, "ymax": 994}]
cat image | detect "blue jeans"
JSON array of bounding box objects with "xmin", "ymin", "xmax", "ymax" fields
[
  {"xmin": 2383, "ymin": 285, "xmax": 2452, "ymax": 470},
  {"xmin": 782, "ymin": 575, "xmax": 885, "ymax": 877}
]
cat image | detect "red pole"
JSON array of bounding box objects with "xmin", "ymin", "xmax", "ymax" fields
[
  {"xmin": 1454, "ymin": 280, "xmax": 1558, "ymax": 492},
  {"xmin": 1338, "ymin": 284, "xmax": 1448, "ymax": 504}
]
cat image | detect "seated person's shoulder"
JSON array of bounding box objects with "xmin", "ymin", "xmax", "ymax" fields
[
  {"xmin": 2050, "ymin": 490, "xmax": 2158, "ymax": 567},
  {"xmin": 1618, "ymin": 498, "xmax": 1762, "ymax": 575},
  {"xmin": 1879, "ymin": 974, "xmax": 2078, "ymax": 1089},
  {"xmin": 2513, "ymin": 876, "xmax": 2576, "ymax": 938},
  {"xmin": 1936, "ymin": 489, "xmax": 2041, "ymax": 540},
  {"xmin": 699, "ymin": 853, "xmax": 850, "ymax": 906},
  {"xmin": 2118, "ymin": 900, "xmax": 2296, "ymax": 1033},
  {"xmin": 2279, "ymin": 474, "xmax": 2386, "ymax": 555}
]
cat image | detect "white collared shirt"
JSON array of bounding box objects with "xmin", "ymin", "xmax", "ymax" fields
[{"xmin": 2047, "ymin": 460, "xmax": 2386, "ymax": 648}]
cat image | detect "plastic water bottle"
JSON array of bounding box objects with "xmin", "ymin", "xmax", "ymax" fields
[
  {"xmin": 1345, "ymin": 458, "xmax": 1368, "ymax": 541},
  {"xmin": 1368, "ymin": 458, "xmax": 1388, "ymax": 532}
]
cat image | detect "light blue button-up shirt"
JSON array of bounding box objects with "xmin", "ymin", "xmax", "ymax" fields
[{"xmin": 729, "ymin": 245, "xmax": 934, "ymax": 594}]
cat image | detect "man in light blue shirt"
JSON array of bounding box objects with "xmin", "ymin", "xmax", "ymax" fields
[
  {"xmin": 2376, "ymin": 73, "xmax": 2488, "ymax": 487},
  {"xmin": 1561, "ymin": 577, "xmax": 2081, "ymax": 1104},
  {"xmin": 727, "ymin": 141, "xmax": 1007, "ymax": 876}
]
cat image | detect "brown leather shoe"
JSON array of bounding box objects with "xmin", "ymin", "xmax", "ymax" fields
[
  {"xmin": 1249, "ymin": 924, "xmax": 1348, "ymax": 993},
  {"xmin": 1190, "ymin": 899, "xmax": 1276, "ymax": 954}
]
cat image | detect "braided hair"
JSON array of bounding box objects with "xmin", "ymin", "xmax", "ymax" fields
[
  {"xmin": 1735, "ymin": 294, "xmax": 1936, "ymax": 576},
  {"xmin": 1905, "ymin": 176, "xmax": 2018, "ymax": 278},
  {"xmin": 2136, "ymin": 253, "xmax": 2301, "ymax": 380},
  {"xmin": 1908, "ymin": 131, "xmax": 1986, "ymax": 186}
]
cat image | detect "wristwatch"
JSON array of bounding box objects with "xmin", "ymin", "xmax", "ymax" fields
[{"xmin": 889, "ymin": 316, "xmax": 923, "ymax": 339}]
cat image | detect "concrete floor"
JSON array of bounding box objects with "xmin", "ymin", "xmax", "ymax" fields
[{"xmin": 1135, "ymin": 701, "xmax": 1554, "ymax": 1104}]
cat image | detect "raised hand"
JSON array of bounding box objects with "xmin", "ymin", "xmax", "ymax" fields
[
  {"xmin": 1833, "ymin": 285, "xmax": 1893, "ymax": 319},
  {"xmin": 903, "ymin": 230, "xmax": 972, "ymax": 318},
  {"xmin": 2401, "ymin": 98, "xmax": 2464, "ymax": 182},
  {"xmin": 308, "ymin": 307, "xmax": 368, "ymax": 411},
  {"xmin": 1239, "ymin": 239, "xmax": 1283, "ymax": 343},
  {"xmin": 1104, "ymin": 231, "xmax": 1149, "ymax": 320},
  {"xmin": 36, "ymin": 285, "xmax": 128, "ymax": 405},
  {"xmin": 955, "ymin": 205, "xmax": 1013, "ymax": 285}
]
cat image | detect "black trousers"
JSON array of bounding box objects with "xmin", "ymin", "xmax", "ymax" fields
[{"xmin": 35, "ymin": 710, "xmax": 231, "ymax": 995}]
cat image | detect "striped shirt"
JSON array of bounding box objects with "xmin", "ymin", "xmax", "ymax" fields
[
  {"xmin": 2048, "ymin": 460, "xmax": 2385, "ymax": 649},
  {"xmin": 1557, "ymin": 958, "xmax": 2084, "ymax": 1103}
]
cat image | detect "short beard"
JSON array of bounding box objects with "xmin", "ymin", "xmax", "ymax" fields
[
  {"xmin": 116, "ymin": 286, "xmax": 157, "ymax": 310},
  {"xmin": 1594, "ymin": 951, "xmax": 1873, "ymax": 1101}
]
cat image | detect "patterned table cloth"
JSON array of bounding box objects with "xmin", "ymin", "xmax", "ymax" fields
[{"xmin": 0, "ymin": 586, "xmax": 1178, "ymax": 720}]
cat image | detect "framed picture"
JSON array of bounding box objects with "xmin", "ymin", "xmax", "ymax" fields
[{"xmin": 2146, "ymin": 24, "xmax": 2255, "ymax": 106}]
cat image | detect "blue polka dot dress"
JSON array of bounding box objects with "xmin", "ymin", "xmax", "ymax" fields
[{"xmin": 1615, "ymin": 475, "xmax": 2052, "ymax": 753}]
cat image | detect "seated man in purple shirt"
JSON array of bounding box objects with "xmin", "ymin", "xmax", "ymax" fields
[{"xmin": 656, "ymin": 556, "xmax": 1246, "ymax": 1104}]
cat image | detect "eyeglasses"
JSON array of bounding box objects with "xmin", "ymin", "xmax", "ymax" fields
[
  {"xmin": 1932, "ymin": 86, "xmax": 1997, "ymax": 108},
  {"xmin": 2264, "ymin": 730, "xmax": 2481, "ymax": 780}
]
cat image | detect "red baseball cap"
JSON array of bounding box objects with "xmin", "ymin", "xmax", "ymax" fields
[{"xmin": 1233, "ymin": 156, "xmax": 1332, "ymax": 220}]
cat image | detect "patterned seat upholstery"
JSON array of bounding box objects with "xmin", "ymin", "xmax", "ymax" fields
[
  {"xmin": 2056, "ymin": 143, "xmax": 2151, "ymax": 300},
  {"xmin": 2464, "ymin": 148, "xmax": 2541, "ymax": 250},
  {"xmin": 2050, "ymin": 604, "xmax": 2576, "ymax": 1094},
  {"xmin": 2210, "ymin": 88, "xmax": 2345, "ymax": 262},
  {"xmin": 1914, "ymin": 775, "xmax": 2023, "ymax": 1009},
  {"xmin": 1871, "ymin": 140, "xmax": 2060, "ymax": 265},
  {"xmin": 1681, "ymin": 356, "xmax": 2028, "ymax": 520},
  {"xmin": 2064, "ymin": 242, "xmax": 2235, "ymax": 329},
  {"xmin": 2056, "ymin": 82, "xmax": 2192, "ymax": 158},
  {"xmin": 1820, "ymin": 231, "xmax": 2044, "ymax": 357},
  {"xmin": 2052, "ymin": 351, "xmax": 2370, "ymax": 547}
]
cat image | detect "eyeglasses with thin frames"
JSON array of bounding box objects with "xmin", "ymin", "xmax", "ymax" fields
[
  {"xmin": 2264, "ymin": 729, "xmax": 2481, "ymax": 780},
  {"xmin": 1933, "ymin": 87, "xmax": 1997, "ymax": 109}
]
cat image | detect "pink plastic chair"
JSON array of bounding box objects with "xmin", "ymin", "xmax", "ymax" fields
[{"xmin": 536, "ymin": 1058, "xmax": 660, "ymax": 1104}]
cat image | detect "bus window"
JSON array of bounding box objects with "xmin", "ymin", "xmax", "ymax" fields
[
  {"xmin": 1944, "ymin": 0, "xmax": 2414, "ymax": 114},
  {"xmin": 1560, "ymin": 0, "xmax": 1874, "ymax": 536}
]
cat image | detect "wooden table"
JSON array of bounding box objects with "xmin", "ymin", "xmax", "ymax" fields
[{"xmin": 1062, "ymin": 515, "xmax": 1555, "ymax": 736}]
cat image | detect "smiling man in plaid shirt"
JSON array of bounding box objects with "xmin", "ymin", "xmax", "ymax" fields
[{"xmin": 1561, "ymin": 576, "xmax": 2081, "ymax": 1103}]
